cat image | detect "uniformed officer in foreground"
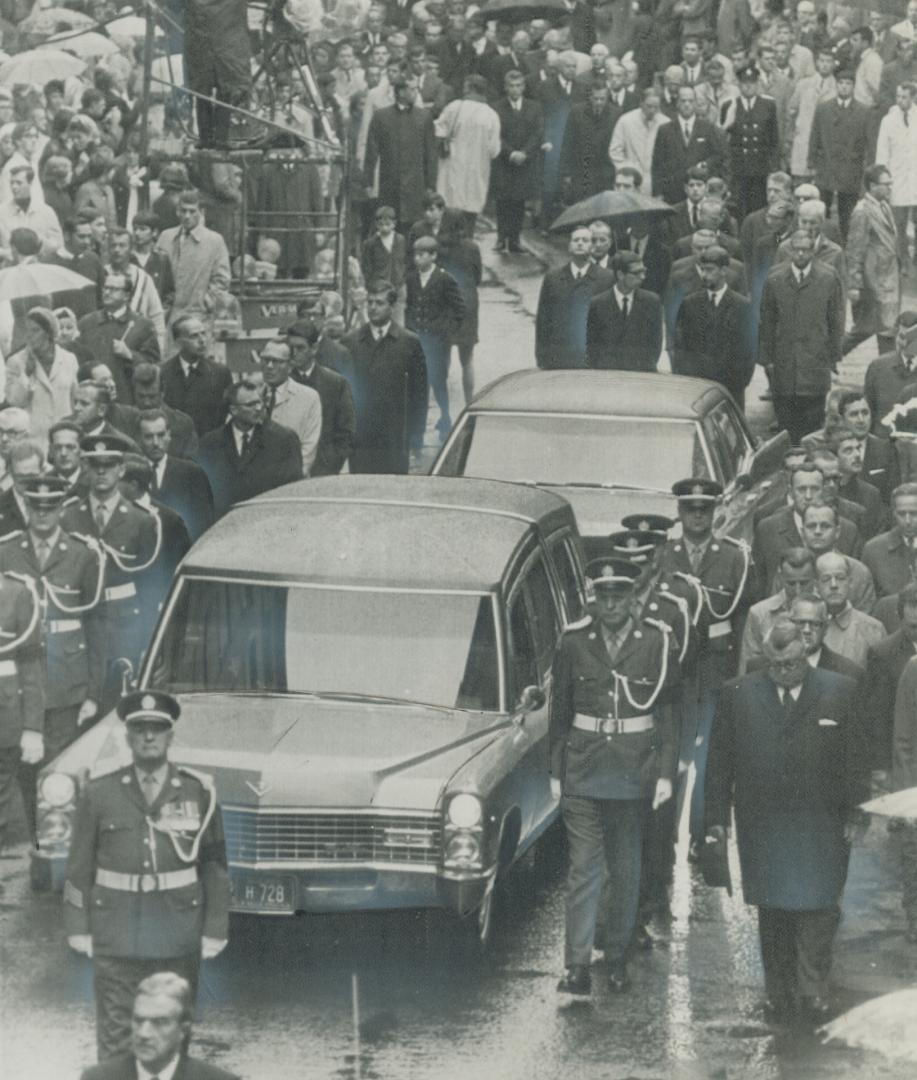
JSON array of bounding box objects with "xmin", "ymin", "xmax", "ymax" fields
[
  {"xmin": 552, "ymin": 558, "xmax": 680, "ymax": 997},
  {"xmin": 0, "ymin": 476, "xmax": 105, "ymax": 838},
  {"xmin": 64, "ymin": 691, "xmax": 230, "ymax": 1061},
  {"xmin": 659, "ymin": 478, "xmax": 752, "ymax": 852},
  {"xmin": 61, "ymin": 435, "xmax": 159, "ymax": 715}
]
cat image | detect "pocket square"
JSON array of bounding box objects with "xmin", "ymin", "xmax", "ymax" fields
[{"xmin": 818, "ymin": 718, "xmax": 838, "ymax": 727}]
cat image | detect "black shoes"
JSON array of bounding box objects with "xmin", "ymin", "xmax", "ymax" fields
[
  {"xmin": 607, "ymin": 962, "xmax": 631, "ymax": 993},
  {"xmin": 557, "ymin": 965, "xmax": 591, "ymax": 996}
]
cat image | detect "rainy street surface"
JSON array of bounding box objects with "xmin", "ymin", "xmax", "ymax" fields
[{"xmin": 3, "ymin": 228, "xmax": 917, "ymax": 1080}]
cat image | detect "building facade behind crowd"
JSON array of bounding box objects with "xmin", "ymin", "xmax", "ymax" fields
[{"xmin": 5, "ymin": 0, "xmax": 917, "ymax": 1059}]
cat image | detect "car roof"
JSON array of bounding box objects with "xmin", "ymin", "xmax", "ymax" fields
[
  {"xmin": 467, "ymin": 370, "xmax": 724, "ymax": 419},
  {"xmin": 182, "ymin": 476, "xmax": 575, "ymax": 591}
]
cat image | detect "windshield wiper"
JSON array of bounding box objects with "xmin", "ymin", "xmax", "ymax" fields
[{"xmin": 298, "ymin": 690, "xmax": 457, "ymax": 714}]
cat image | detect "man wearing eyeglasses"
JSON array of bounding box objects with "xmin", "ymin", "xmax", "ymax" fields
[
  {"xmin": 256, "ymin": 338, "xmax": 321, "ymax": 477},
  {"xmin": 585, "ymin": 251, "xmax": 663, "ymax": 372},
  {"xmin": 705, "ymin": 618, "xmax": 868, "ymax": 1025}
]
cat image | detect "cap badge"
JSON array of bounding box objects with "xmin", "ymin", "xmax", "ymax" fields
[
  {"xmin": 638, "ymin": 519, "xmax": 650, "ymax": 531},
  {"xmin": 141, "ymin": 694, "xmax": 157, "ymax": 711},
  {"xmin": 626, "ymin": 537, "xmax": 639, "ymax": 549},
  {"xmin": 94, "ymin": 442, "xmax": 106, "ymax": 453},
  {"xmin": 692, "ymin": 484, "xmax": 705, "ymax": 496}
]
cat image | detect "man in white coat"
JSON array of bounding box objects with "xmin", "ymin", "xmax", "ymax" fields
[
  {"xmin": 875, "ymin": 82, "xmax": 917, "ymax": 270},
  {"xmin": 434, "ymin": 75, "xmax": 501, "ymax": 232},
  {"xmin": 787, "ymin": 49, "xmax": 836, "ymax": 181},
  {"xmin": 609, "ymin": 90, "xmax": 670, "ymax": 195}
]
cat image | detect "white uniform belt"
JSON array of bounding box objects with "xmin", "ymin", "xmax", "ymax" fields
[
  {"xmin": 96, "ymin": 867, "xmax": 198, "ymax": 893},
  {"xmin": 49, "ymin": 620, "xmax": 81, "ymax": 634},
  {"xmin": 573, "ymin": 713, "xmax": 655, "ymax": 735},
  {"xmin": 0, "ymin": 659, "xmax": 17, "ymax": 677},
  {"xmin": 104, "ymin": 583, "xmax": 136, "ymax": 602}
]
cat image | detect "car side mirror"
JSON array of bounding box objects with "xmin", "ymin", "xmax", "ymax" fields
[{"xmin": 515, "ymin": 685, "xmax": 546, "ymax": 718}]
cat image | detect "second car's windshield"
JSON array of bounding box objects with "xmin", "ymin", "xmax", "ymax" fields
[
  {"xmin": 439, "ymin": 413, "xmax": 711, "ymax": 490},
  {"xmin": 148, "ymin": 579, "xmax": 500, "ymax": 711}
]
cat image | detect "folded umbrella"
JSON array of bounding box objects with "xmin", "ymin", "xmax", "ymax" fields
[
  {"xmin": 550, "ymin": 189, "xmax": 675, "ymax": 232},
  {"xmin": 0, "ymin": 263, "xmax": 94, "ymax": 302}
]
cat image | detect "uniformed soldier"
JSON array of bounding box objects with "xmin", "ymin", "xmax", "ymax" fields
[
  {"xmin": 0, "ymin": 477, "xmax": 105, "ymax": 838},
  {"xmin": 0, "ymin": 560, "xmax": 44, "ymax": 867},
  {"xmin": 552, "ymin": 558, "xmax": 680, "ymax": 997},
  {"xmin": 64, "ymin": 690, "xmax": 230, "ymax": 1061},
  {"xmin": 61, "ymin": 435, "xmax": 160, "ymax": 716},
  {"xmin": 722, "ymin": 65, "xmax": 779, "ymax": 220},
  {"xmin": 659, "ymin": 478, "xmax": 753, "ymax": 853}
]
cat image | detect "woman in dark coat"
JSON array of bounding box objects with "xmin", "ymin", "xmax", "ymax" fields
[{"xmin": 438, "ymin": 210, "xmax": 482, "ymax": 405}]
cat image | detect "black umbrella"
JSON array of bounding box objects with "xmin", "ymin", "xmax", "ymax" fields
[
  {"xmin": 550, "ymin": 189, "xmax": 675, "ymax": 231},
  {"xmin": 479, "ymin": 0, "xmax": 569, "ymax": 23}
]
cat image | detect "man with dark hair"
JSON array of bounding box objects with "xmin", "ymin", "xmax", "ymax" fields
[
  {"xmin": 131, "ymin": 210, "xmax": 174, "ymax": 309},
  {"xmin": 844, "ymin": 164, "xmax": 901, "ymax": 356},
  {"xmin": 341, "ymin": 279, "xmax": 428, "ymax": 474},
  {"xmin": 705, "ymin": 620, "xmax": 867, "ymax": 1024},
  {"xmin": 586, "ymin": 250, "xmax": 663, "ymax": 371},
  {"xmin": 672, "ymin": 244, "xmax": 754, "ymax": 407},
  {"xmin": 138, "ymin": 410, "xmax": 213, "ymax": 542},
  {"xmin": 723, "ymin": 65, "xmax": 780, "ymax": 218},
  {"xmin": 864, "ymin": 482, "xmax": 917, "ymax": 596},
  {"xmin": 285, "ymin": 319, "xmax": 356, "ymax": 476},
  {"xmin": 198, "ymin": 380, "xmax": 303, "ymax": 519},
  {"xmin": 667, "ymin": 165, "xmax": 710, "ymax": 243},
  {"xmin": 651, "ymin": 86, "xmax": 725, "ymax": 205},
  {"xmin": 837, "ymin": 390, "xmax": 898, "ymax": 499},
  {"xmin": 0, "ymin": 163, "xmax": 63, "ymax": 259},
  {"xmin": 832, "ymin": 426, "xmax": 887, "ymax": 531},
  {"xmin": 863, "ymin": 310, "xmax": 917, "ymax": 433},
  {"xmin": 131, "ymin": 363, "xmax": 198, "ymax": 461},
  {"xmin": 560, "ymin": 83, "xmax": 617, "ymax": 203},
  {"xmin": 491, "ymin": 70, "xmax": 541, "ymax": 254},
  {"xmin": 155, "ymin": 190, "xmax": 231, "ymax": 328},
  {"xmin": 48, "ymin": 419, "xmax": 88, "ymax": 497},
  {"xmin": 159, "ymin": 315, "xmax": 232, "ymax": 436}
]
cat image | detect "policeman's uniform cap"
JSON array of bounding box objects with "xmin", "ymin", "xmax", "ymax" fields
[
  {"xmin": 672, "ymin": 477, "xmax": 722, "ymax": 504},
  {"xmin": 737, "ymin": 64, "xmax": 760, "ymax": 82},
  {"xmin": 586, "ymin": 558, "xmax": 641, "ymax": 590},
  {"xmin": 22, "ymin": 476, "xmax": 69, "ymax": 506},
  {"xmin": 621, "ymin": 513, "xmax": 676, "ymax": 534},
  {"xmin": 117, "ymin": 690, "xmax": 181, "ymax": 727},
  {"xmin": 608, "ymin": 530, "xmax": 664, "ymax": 563},
  {"xmin": 79, "ymin": 433, "xmax": 128, "ymax": 461}
]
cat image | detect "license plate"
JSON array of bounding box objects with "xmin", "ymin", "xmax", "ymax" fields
[{"xmin": 230, "ymin": 874, "xmax": 296, "ymax": 913}]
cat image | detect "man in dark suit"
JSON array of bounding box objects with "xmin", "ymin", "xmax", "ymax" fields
[
  {"xmin": 670, "ymin": 199, "xmax": 743, "ymax": 262},
  {"xmin": 286, "ymin": 319, "xmax": 356, "ymax": 475},
  {"xmin": 832, "ymin": 428, "xmax": 888, "ymax": 534},
  {"xmin": 559, "ymin": 0, "xmax": 595, "ymax": 53},
  {"xmin": 664, "ymin": 231, "xmax": 746, "ymax": 342},
  {"xmin": 759, "ymin": 231, "xmax": 845, "ymax": 444},
  {"xmin": 862, "ymin": 583, "xmax": 917, "ymax": 775},
  {"xmin": 753, "ymin": 462, "xmax": 862, "ymax": 592},
  {"xmin": 405, "ymin": 236, "xmax": 465, "ymax": 438},
  {"xmin": 198, "ymin": 380, "xmax": 303, "ymax": 520},
  {"xmin": 666, "ymin": 165, "xmax": 714, "ymax": 244},
  {"xmin": 360, "ymin": 205, "xmax": 407, "ymax": 293},
  {"xmin": 560, "ymin": 83, "xmax": 617, "ymax": 203},
  {"xmin": 651, "ymin": 86, "xmax": 725, "ymax": 206},
  {"xmin": 808, "ymin": 69, "xmax": 871, "ymax": 240},
  {"xmin": 723, "ymin": 65, "xmax": 780, "ymax": 219},
  {"xmin": 705, "ymin": 619, "xmax": 867, "ymax": 1023},
  {"xmin": 612, "ymin": 221, "xmax": 673, "ymax": 298},
  {"xmin": 586, "ymin": 251, "xmax": 663, "ymax": 371},
  {"xmin": 363, "ymin": 74, "xmax": 437, "ymax": 232},
  {"xmin": 863, "ymin": 484, "xmax": 917, "ymax": 598},
  {"xmin": 131, "ymin": 363, "xmax": 198, "ymax": 461},
  {"xmin": 673, "ymin": 246, "xmax": 754, "ymax": 407},
  {"xmin": 160, "ymin": 315, "xmax": 232, "ymax": 438},
  {"xmin": 536, "ymin": 226, "xmax": 614, "ymax": 369},
  {"xmin": 740, "ymin": 170, "xmax": 794, "ymax": 266},
  {"xmin": 75, "ymin": 272, "xmax": 160, "ymax": 405},
  {"xmin": 341, "ymin": 280, "xmax": 428, "ymax": 474},
  {"xmin": 492, "ymin": 71, "xmax": 543, "ymax": 252},
  {"xmin": 836, "ymin": 390, "xmax": 899, "ymax": 501},
  {"xmin": 539, "ymin": 52, "xmax": 587, "ymax": 228},
  {"xmin": 138, "ymin": 409, "xmax": 214, "ymax": 542},
  {"xmin": 81, "ymin": 972, "xmax": 239, "ymax": 1079}
]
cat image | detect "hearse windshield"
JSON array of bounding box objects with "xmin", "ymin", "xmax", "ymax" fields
[{"xmin": 147, "ymin": 578, "xmax": 501, "ymax": 711}]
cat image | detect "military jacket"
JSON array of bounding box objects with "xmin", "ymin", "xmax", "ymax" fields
[
  {"xmin": 63, "ymin": 762, "xmax": 230, "ymax": 959},
  {"xmin": 0, "ymin": 571, "xmax": 44, "ymax": 747},
  {"xmin": 0, "ymin": 530, "xmax": 104, "ymax": 708},
  {"xmin": 550, "ymin": 616, "xmax": 680, "ymax": 799},
  {"xmin": 658, "ymin": 536, "xmax": 753, "ymax": 690},
  {"xmin": 724, "ymin": 95, "xmax": 779, "ymax": 177},
  {"xmin": 634, "ymin": 571, "xmax": 701, "ymax": 670}
]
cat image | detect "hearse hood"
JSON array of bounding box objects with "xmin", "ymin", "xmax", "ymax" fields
[{"xmin": 156, "ymin": 694, "xmax": 509, "ymax": 811}]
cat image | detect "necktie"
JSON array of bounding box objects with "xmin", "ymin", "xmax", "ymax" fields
[
  {"xmin": 708, "ymin": 290, "xmax": 718, "ymax": 307},
  {"xmin": 95, "ymin": 505, "xmax": 107, "ymax": 534},
  {"xmin": 621, "ymin": 296, "xmax": 629, "ymax": 319},
  {"xmin": 241, "ymin": 430, "xmax": 251, "ymax": 455},
  {"xmin": 266, "ymin": 386, "xmax": 277, "ymax": 419},
  {"xmin": 683, "ymin": 123, "xmax": 690, "ymax": 141},
  {"xmin": 36, "ymin": 540, "xmax": 50, "ymax": 568},
  {"xmin": 905, "ymin": 110, "xmax": 910, "ymax": 127},
  {"xmin": 605, "ymin": 633, "xmax": 620, "ymax": 663},
  {"xmin": 690, "ymin": 204, "xmax": 698, "ymax": 228},
  {"xmin": 688, "ymin": 544, "xmax": 702, "ymax": 572},
  {"xmin": 141, "ymin": 773, "xmax": 158, "ymax": 805}
]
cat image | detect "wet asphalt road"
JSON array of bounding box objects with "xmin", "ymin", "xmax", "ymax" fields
[{"xmin": 2, "ymin": 227, "xmax": 916, "ymax": 1080}]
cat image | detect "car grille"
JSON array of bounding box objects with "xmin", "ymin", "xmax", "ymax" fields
[{"xmin": 223, "ymin": 807, "xmax": 442, "ymax": 867}]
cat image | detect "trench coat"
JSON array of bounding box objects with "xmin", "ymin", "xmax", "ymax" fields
[
  {"xmin": 705, "ymin": 667, "xmax": 868, "ymax": 909},
  {"xmin": 434, "ymin": 99, "xmax": 501, "ymax": 214},
  {"xmin": 846, "ymin": 193, "xmax": 901, "ymax": 339},
  {"xmin": 876, "ymin": 105, "xmax": 917, "ymax": 207}
]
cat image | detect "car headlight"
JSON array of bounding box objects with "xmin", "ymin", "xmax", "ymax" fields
[
  {"xmin": 445, "ymin": 833, "xmax": 481, "ymax": 866},
  {"xmin": 38, "ymin": 772, "xmax": 76, "ymax": 808},
  {"xmin": 447, "ymin": 793, "xmax": 482, "ymax": 829}
]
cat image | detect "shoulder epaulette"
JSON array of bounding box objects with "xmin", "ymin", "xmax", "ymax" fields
[
  {"xmin": 177, "ymin": 764, "xmax": 215, "ymax": 791},
  {"xmin": 0, "ymin": 530, "xmax": 22, "ymax": 544},
  {"xmin": 564, "ymin": 614, "xmax": 592, "ymax": 631},
  {"xmin": 643, "ymin": 616, "xmax": 672, "ymax": 636},
  {"xmin": 61, "ymin": 495, "xmax": 81, "ymax": 508}
]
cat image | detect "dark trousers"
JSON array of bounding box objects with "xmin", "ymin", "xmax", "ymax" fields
[
  {"xmin": 843, "ymin": 289, "xmax": 896, "ymax": 357},
  {"xmin": 417, "ymin": 331, "xmax": 451, "ymax": 431},
  {"xmin": 818, "ymin": 189, "xmax": 858, "ymax": 243},
  {"xmin": 0, "ymin": 743, "xmax": 20, "ymax": 850},
  {"xmin": 894, "ymin": 821, "xmax": 917, "ymax": 929},
  {"xmin": 772, "ymin": 393, "xmax": 826, "ymax": 445},
  {"xmin": 562, "ymin": 794, "xmax": 644, "ymax": 967},
  {"xmin": 495, "ymin": 197, "xmax": 526, "ymax": 246},
  {"xmin": 94, "ymin": 953, "xmax": 200, "ymax": 1061},
  {"xmin": 19, "ymin": 705, "xmax": 81, "ymax": 840},
  {"xmin": 680, "ymin": 687, "xmax": 719, "ymax": 841},
  {"xmin": 757, "ymin": 905, "xmax": 840, "ymax": 1005},
  {"xmin": 735, "ymin": 174, "xmax": 767, "ymax": 221},
  {"xmin": 639, "ymin": 790, "xmax": 678, "ymax": 919}
]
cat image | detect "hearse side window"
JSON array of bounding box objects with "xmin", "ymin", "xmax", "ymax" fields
[
  {"xmin": 507, "ymin": 591, "xmax": 539, "ymax": 698},
  {"xmin": 524, "ymin": 553, "xmax": 560, "ymax": 674},
  {"xmin": 436, "ymin": 415, "xmax": 476, "ymax": 476},
  {"xmin": 550, "ymin": 536, "xmax": 587, "ymax": 624}
]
